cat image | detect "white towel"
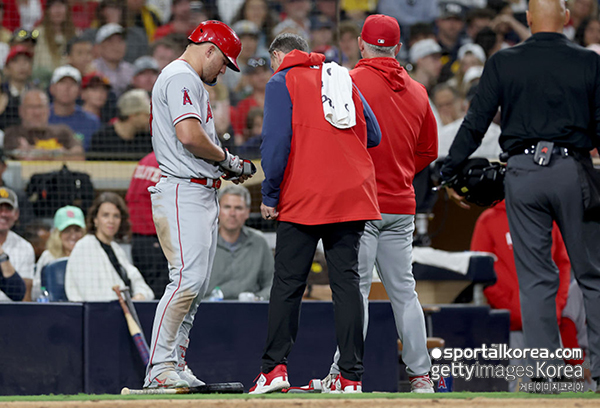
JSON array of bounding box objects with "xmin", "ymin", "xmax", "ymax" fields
[
  {"xmin": 321, "ymin": 62, "xmax": 356, "ymax": 129},
  {"xmin": 412, "ymin": 247, "xmax": 497, "ymax": 276}
]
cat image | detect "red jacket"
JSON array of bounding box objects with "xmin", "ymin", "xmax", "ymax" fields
[
  {"xmin": 350, "ymin": 58, "xmax": 438, "ymax": 214},
  {"xmin": 260, "ymin": 51, "xmax": 381, "ymax": 225},
  {"xmin": 470, "ymin": 200, "xmax": 571, "ymax": 331},
  {"xmin": 125, "ymin": 152, "xmax": 161, "ymax": 235}
]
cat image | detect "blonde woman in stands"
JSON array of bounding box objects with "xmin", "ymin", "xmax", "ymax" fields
[
  {"xmin": 65, "ymin": 192, "xmax": 154, "ymax": 302},
  {"xmin": 31, "ymin": 205, "xmax": 85, "ymax": 300}
]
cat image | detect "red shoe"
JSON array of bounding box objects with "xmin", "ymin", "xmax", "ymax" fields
[
  {"xmin": 331, "ymin": 373, "xmax": 362, "ymax": 393},
  {"xmin": 249, "ymin": 364, "xmax": 290, "ymax": 394}
]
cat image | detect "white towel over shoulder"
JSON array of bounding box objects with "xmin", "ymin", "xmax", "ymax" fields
[{"xmin": 321, "ymin": 62, "xmax": 356, "ymax": 129}]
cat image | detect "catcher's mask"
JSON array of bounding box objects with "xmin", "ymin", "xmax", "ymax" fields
[{"xmin": 447, "ymin": 158, "xmax": 506, "ymax": 207}]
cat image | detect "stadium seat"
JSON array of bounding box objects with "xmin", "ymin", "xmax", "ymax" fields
[{"xmin": 41, "ymin": 257, "xmax": 69, "ymax": 302}]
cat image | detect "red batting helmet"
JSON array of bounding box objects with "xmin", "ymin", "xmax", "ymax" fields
[{"xmin": 188, "ymin": 20, "xmax": 242, "ymax": 72}]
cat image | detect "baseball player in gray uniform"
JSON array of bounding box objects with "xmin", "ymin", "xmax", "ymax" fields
[{"xmin": 144, "ymin": 20, "xmax": 255, "ymax": 389}]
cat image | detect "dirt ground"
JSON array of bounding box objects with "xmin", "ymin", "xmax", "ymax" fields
[{"xmin": 0, "ymin": 398, "xmax": 598, "ymax": 408}]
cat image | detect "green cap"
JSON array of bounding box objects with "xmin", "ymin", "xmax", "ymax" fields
[{"xmin": 54, "ymin": 206, "xmax": 85, "ymax": 232}]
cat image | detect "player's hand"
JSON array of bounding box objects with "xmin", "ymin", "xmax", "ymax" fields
[
  {"xmin": 445, "ymin": 186, "xmax": 471, "ymax": 209},
  {"xmin": 261, "ymin": 202, "xmax": 279, "ymax": 220},
  {"xmin": 218, "ymin": 148, "xmax": 243, "ymax": 175}
]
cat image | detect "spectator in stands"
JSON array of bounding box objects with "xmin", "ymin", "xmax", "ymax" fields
[
  {"xmin": 574, "ymin": 17, "xmax": 600, "ymax": 47},
  {"xmin": 125, "ymin": 152, "xmax": 168, "ymax": 298},
  {"xmin": 465, "ymin": 7, "xmax": 495, "ymax": 41},
  {"xmin": 236, "ymin": 107, "xmax": 263, "ymax": 159},
  {"xmin": 81, "ymin": 72, "xmax": 111, "ymax": 122},
  {"xmin": 446, "ymin": 43, "xmax": 486, "ymax": 97},
  {"xmin": 32, "ymin": 0, "xmax": 77, "ymax": 81},
  {"xmin": 565, "ymin": 0, "xmax": 598, "ymax": 40},
  {"xmin": 231, "ymin": 56, "xmax": 269, "ymax": 138},
  {"xmin": 488, "ymin": 1, "xmax": 531, "ymax": 46},
  {"xmin": 1, "ymin": 45, "xmax": 34, "ymax": 130},
  {"xmin": 272, "ymin": 0, "xmax": 311, "ymax": 42},
  {"xmin": 377, "ymin": 0, "xmax": 438, "ymax": 50},
  {"xmin": 48, "ymin": 65, "xmax": 101, "ymax": 151},
  {"xmin": 223, "ymin": 20, "xmax": 261, "ymax": 103},
  {"xmin": 231, "ymin": 0, "xmax": 278, "ymax": 55},
  {"xmin": 153, "ymin": 0, "xmax": 195, "ymax": 41},
  {"xmin": 409, "ymin": 39, "xmax": 443, "ymax": 93},
  {"xmin": 338, "ymin": 21, "xmax": 362, "ymax": 69},
  {"xmin": 436, "ymin": 2, "xmax": 470, "ymax": 83},
  {"xmin": 206, "ymin": 185, "xmax": 274, "ymax": 300},
  {"xmin": 31, "ymin": 206, "xmax": 84, "ymax": 299},
  {"xmin": 65, "ymin": 37, "xmax": 95, "ymax": 77},
  {"xmin": 151, "ymin": 37, "xmax": 183, "ymax": 70},
  {"xmin": 125, "ymin": 0, "xmax": 162, "ymax": 43},
  {"xmin": 1, "ymin": 0, "xmax": 43, "ymax": 32},
  {"xmin": 22, "ymin": 221, "xmax": 50, "ymax": 262},
  {"xmin": 93, "ymin": 23, "xmax": 135, "ymax": 97},
  {"xmin": 471, "ymin": 200, "xmax": 571, "ymax": 391},
  {"xmin": 84, "ymin": 0, "xmax": 149, "ymax": 64},
  {"xmin": 205, "ymin": 82, "xmax": 234, "ymax": 149},
  {"xmin": 65, "ymin": 192, "xmax": 154, "ymax": 302},
  {"xmin": 310, "ymin": 15, "xmax": 334, "ymax": 50},
  {"xmin": 0, "ymin": 149, "xmax": 33, "ymax": 234},
  {"xmin": 431, "ymin": 84, "xmax": 464, "ymax": 127},
  {"xmin": 130, "ymin": 56, "xmax": 160, "ymax": 95},
  {"xmin": 0, "ymin": 27, "xmax": 39, "ymax": 71},
  {"xmin": 0, "ymin": 187, "xmax": 35, "ymax": 302},
  {"xmin": 4, "ymin": 89, "xmax": 84, "ymax": 161},
  {"xmin": 88, "ymin": 89, "xmax": 152, "ymax": 160}
]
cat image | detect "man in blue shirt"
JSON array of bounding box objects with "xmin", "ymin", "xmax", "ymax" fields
[{"xmin": 48, "ymin": 65, "xmax": 100, "ymax": 151}]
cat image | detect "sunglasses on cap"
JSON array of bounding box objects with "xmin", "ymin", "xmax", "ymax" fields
[{"xmin": 12, "ymin": 29, "xmax": 40, "ymax": 43}]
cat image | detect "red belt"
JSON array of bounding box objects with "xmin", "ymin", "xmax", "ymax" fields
[{"xmin": 162, "ymin": 176, "xmax": 222, "ymax": 189}]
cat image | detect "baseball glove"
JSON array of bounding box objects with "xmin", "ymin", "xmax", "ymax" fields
[{"xmin": 446, "ymin": 158, "xmax": 506, "ymax": 207}]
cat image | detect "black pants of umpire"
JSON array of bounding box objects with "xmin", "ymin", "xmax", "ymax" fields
[
  {"xmin": 261, "ymin": 220, "xmax": 366, "ymax": 381},
  {"xmin": 132, "ymin": 234, "xmax": 169, "ymax": 298},
  {"xmin": 505, "ymin": 154, "xmax": 600, "ymax": 378}
]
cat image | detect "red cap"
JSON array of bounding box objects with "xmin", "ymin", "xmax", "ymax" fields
[
  {"xmin": 361, "ymin": 14, "xmax": 400, "ymax": 47},
  {"xmin": 5, "ymin": 45, "xmax": 33, "ymax": 65},
  {"xmin": 188, "ymin": 20, "xmax": 242, "ymax": 72},
  {"xmin": 82, "ymin": 71, "xmax": 111, "ymax": 89}
]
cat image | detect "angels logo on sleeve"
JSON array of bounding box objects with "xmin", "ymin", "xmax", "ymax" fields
[
  {"xmin": 206, "ymin": 100, "xmax": 213, "ymax": 122},
  {"xmin": 182, "ymin": 87, "xmax": 193, "ymax": 105}
]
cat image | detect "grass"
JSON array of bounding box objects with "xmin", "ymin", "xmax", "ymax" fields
[{"xmin": 0, "ymin": 392, "xmax": 598, "ymax": 402}]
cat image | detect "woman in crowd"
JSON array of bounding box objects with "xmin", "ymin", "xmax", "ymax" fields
[
  {"xmin": 231, "ymin": 0, "xmax": 278, "ymax": 54},
  {"xmin": 33, "ymin": 0, "xmax": 77, "ymax": 77},
  {"xmin": 65, "ymin": 192, "xmax": 154, "ymax": 302},
  {"xmin": 32, "ymin": 205, "xmax": 85, "ymax": 299},
  {"xmin": 574, "ymin": 17, "xmax": 600, "ymax": 47}
]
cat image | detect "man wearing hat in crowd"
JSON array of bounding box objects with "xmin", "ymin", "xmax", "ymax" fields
[
  {"xmin": 129, "ymin": 56, "xmax": 160, "ymax": 95},
  {"xmin": 49, "ymin": 65, "xmax": 101, "ymax": 151},
  {"xmin": 88, "ymin": 89, "xmax": 152, "ymax": 160},
  {"xmin": 4, "ymin": 88, "xmax": 84, "ymax": 160},
  {"xmin": 0, "ymin": 27, "xmax": 39, "ymax": 70},
  {"xmin": 0, "ymin": 45, "xmax": 35, "ymax": 130},
  {"xmin": 231, "ymin": 55, "xmax": 270, "ymax": 138},
  {"xmin": 223, "ymin": 20, "xmax": 261, "ymax": 102},
  {"xmin": 436, "ymin": 1, "xmax": 471, "ymax": 83},
  {"xmin": 81, "ymin": 71, "xmax": 113, "ymax": 123},
  {"xmin": 321, "ymin": 14, "xmax": 438, "ymax": 394},
  {"xmin": 0, "ymin": 187, "xmax": 36, "ymax": 302},
  {"xmin": 409, "ymin": 38, "xmax": 443, "ymax": 94},
  {"xmin": 93, "ymin": 23, "xmax": 135, "ymax": 97}
]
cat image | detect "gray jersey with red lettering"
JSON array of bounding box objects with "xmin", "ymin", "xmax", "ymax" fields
[{"xmin": 151, "ymin": 59, "xmax": 221, "ymax": 179}]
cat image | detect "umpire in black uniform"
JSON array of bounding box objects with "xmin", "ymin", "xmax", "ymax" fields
[{"xmin": 441, "ymin": 0, "xmax": 600, "ymax": 385}]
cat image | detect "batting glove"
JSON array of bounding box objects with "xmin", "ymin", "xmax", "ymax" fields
[{"xmin": 218, "ymin": 148, "xmax": 257, "ymax": 180}]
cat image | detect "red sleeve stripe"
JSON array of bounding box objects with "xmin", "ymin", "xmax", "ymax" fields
[{"xmin": 173, "ymin": 112, "xmax": 202, "ymax": 124}]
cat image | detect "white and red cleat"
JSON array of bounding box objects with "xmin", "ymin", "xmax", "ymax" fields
[
  {"xmin": 249, "ymin": 364, "xmax": 290, "ymax": 394},
  {"xmin": 330, "ymin": 373, "xmax": 362, "ymax": 394},
  {"xmin": 410, "ymin": 374, "xmax": 435, "ymax": 393}
]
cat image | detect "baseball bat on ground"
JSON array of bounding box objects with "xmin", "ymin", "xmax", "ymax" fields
[
  {"xmin": 113, "ymin": 285, "xmax": 150, "ymax": 366},
  {"xmin": 121, "ymin": 382, "xmax": 245, "ymax": 395}
]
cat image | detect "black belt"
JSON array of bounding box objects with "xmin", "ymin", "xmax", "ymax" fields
[{"xmin": 506, "ymin": 145, "xmax": 572, "ymax": 159}]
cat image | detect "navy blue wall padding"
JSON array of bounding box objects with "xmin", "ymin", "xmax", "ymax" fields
[
  {"xmin": 84, "ymin": 301, "xmax": 399, "ymax": 393},
  {"xmin": 40, "ymin": 258, "xmax": 69, "ymax": 301},
  {"xmin": 0, "ymin": 302, "xmax": 509, "ymax": 395},
  {"xmin": 413, "ymin": 255, "xmax": 496, "ymax": 284},
  {"xmin": 0, "ymin": 303, "xmax": 83, "ymax": 395}
]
